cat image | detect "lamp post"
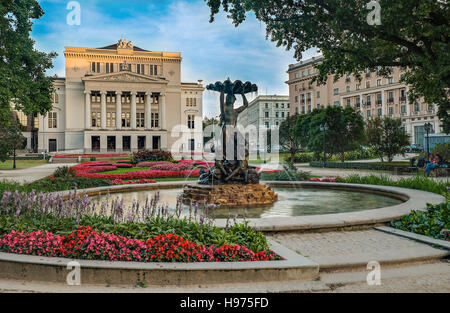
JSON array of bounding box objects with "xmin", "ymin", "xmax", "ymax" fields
[
  {"xmin": 424, "ymin": 122, "xmax": 433, "ymax": 161},
  {"xmin": 320, "ymin": 122, "xmax": 329, "ymax": 167}
]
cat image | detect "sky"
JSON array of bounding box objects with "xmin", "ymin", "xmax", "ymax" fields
[{"xmin": 32, "ymin": 0, "xmax": 318, "ymax": 117}]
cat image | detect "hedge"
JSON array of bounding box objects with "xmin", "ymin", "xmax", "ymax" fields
[{"xmin": 310, "ymin": 161, "xmax": 410, "ymax": 171}]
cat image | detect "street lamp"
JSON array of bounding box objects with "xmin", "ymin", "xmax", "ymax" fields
[
  {"xmin": 320, "ymin": 122, "xmax": 329, "ymax": 167},
  {"xmin": 424, "ymin": 122, "xmax": 433, "ymax": 161}
]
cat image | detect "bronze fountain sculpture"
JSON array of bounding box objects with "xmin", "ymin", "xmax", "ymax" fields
[{"xmin": 182, "ymin": 78, "xmax": 278, "ymax": 207}]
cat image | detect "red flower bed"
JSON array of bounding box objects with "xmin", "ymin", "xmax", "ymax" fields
[
  {"xmin": 112, "ymin": 179, "xmax": 156, "ymax": 185},
  {"xmin": 73, "ymin": 160, "xmax": 203, "ymax": 180},
  {"xmin": 0, "ymin": 227, "xmax": 279, "ymax": 263}
]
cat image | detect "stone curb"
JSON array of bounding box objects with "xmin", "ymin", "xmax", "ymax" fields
[
  {"xmin": 375, "ymin": 226, "xmax": 450, "ymax": 251},
  {"xmin": 62, "ymin": 181, "xmax": 445, "ymax": 233},
  {"xmin": 0, "ymin": 239, "xmax": 319, "ymax": 286}
]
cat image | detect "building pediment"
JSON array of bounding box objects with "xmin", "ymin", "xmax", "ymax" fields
[{"xmin": 82, "ymin": 72, "xmax": 168, "ymax": 84}]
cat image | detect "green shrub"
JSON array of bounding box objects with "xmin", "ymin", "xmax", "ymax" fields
[
  {"xmin": 293, "ymin": 152, "xmax": 314, "ymax": 163},
  {"xmin": 260, "ymin": 162, "xmax": 311, "ymax": 181},
  {"xmin": 337, "ymin": 174, "xmax": 449, "ymax": 195},
  {"xmin": 391, "ymin": 202, "xmax": 449, "ymax": 241},
  {"xmin": 132, "ymin": 150, "xmax": 173, "ymax": 162},
  {"xmin": 0, "ymin": 212, "xmax": 270, "ymax": 252},
  {"xmin": 53, "ymin": 166, "xmax": 76, "ymax": 178},
  {"xmin": 90, "ymin": 157, "xmax": 97, "ymax": 161},
  {"xmin": 310, "ymin": 161, "xmax": 407, "ymax": 171},
  {"xmin": 432, "ymin": 143, "xmax": 450, "ymax": 161}
]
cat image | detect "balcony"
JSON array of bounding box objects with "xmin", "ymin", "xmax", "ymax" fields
[
  {"xmin": 388, "ymin": 98, "xmax": 394, "ymax": 103},
  {"xmin": 399, "ymin": 96, "xmax": 406, "ymax": 102},
  {"xmin": 376, "ymin": 100, "xmax": 382, "ymax": 106},
  {"xmin": 345, "ymin": 78, "xmax": 351, "ymax": 83},
  {"xmin": 301, "ymin": 100, "xmax": 305, "ymax": 104},
  {"xmin": 307, "ymin": 99, "xmax": 311, "ymax": 103},
  {"xmin": 366, "ymin": 101, "xmax": 371, "ymax": 106},
  {"xmin": 365, "ymin": 73, "xmax": 371, "ymax": 78}
]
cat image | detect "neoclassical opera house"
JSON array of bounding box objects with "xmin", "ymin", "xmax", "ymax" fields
[{"xmin": 21, "ymin": 39, "xmax": 204, "ymax": 154}]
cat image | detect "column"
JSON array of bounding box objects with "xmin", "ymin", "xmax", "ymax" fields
[
  {"xmin": 100, "ymin": 91, "xmax": 106, "ymax": 129},
  {"xmin": 116, "ymin": 92, "xmax": 122, "ymax": 130},
  {"xmin": 131, "ymin": 92, "xmax": 137, "ymax": 129},
  {"xmin": 116, "ymin": 135, "xmax": 123, "ymax": 153},
  {"xmin": 381, "ymin": 90, "xmax": 386, "ymax": 116},
  {"xmin": 145, "ymin": 93, "xmax": 152, "ymax": 129},
  {"xmin": 160, "ymin": 93, "xmax": 166, "ymax": 129},
  {"xmin": 84, "ymin": 91, "xmax": 91, "ymax": 129},
  {"xmin": 131, "ymin": 135, "xmax": 138, "ymax": 152},
  {"xmin": 406, "ymin": 86, "xmax": 411, "ymax": 116}
]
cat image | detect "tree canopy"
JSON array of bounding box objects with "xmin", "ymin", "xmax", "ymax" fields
[
  {"xmin": 308, "ymin": 106, "xmax": 365, "ymax": 162},
  {"xmin": 366, "ymin": 116, "xmax": 410, "ymax": 162},
  {"xmin": 205, "ymin": 0, "xmax": 450, "ymax": 133},
  {"xmin": 0, "ymin": 0, "xmax": 56, "ymax": 124}
]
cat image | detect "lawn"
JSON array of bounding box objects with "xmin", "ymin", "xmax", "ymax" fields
[{"xmin": 0, "ymin": 159, "xmax": 47, "ymax": 170}]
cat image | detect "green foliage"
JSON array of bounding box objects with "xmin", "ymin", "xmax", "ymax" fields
[
  {"xmin": 337, "ymin": 174, "xmax": 449, "ymax": 196},
  {"xmin": 391, "ymin": 202, "xmax": 449, "ymax": 241},
  {"xmin": 310, "ymin": 161, "xmax": 407, "ymax": 171},
  {"xmin": 279, "ymin": 115, "xmax": 302, "ymax": 163},
  {"xmin": 366, "ymin": 117, "xmax": 410, "ymax": 162},
  {"xmin": 205, "ymin": 0, "xmax": 450, "ymax": 132},
  {"xmin": 260, "ymin": 162, "xmax": 311, "ymax": 181},
  {"xmin": 0, "ymin": 116, "xmax": 26, "ymax": 164},
  {"xmin": 52, "ymin": 166, "xmax": 76, "ymax": 178},
  {"xmin": 295, "ymin": 147, "xmax": 379, "ymax": 163},
  {"xmin": 132, "ymin": 150, "xmax": 173, "ymax": 162},
  {"xmin": 308, "ymin": 106, "xmax": 365, "ymax": 162},
  {"xmin": 0, "ymin": 212, "xmax": 270, "ymax": 252},
  {"xmin": 0, "ymin": 0, "xmax": 56, "ymax": 123},
  {"xmin": 0, "ymin": 176, "xmax": 112, "ymax": 195},
  {"xmin": 431, "ymin": 143, "xmax": 450, "ymax": 161}
]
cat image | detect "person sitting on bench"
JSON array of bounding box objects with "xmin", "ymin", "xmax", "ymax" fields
[{"xmin": 425, "ymin": 154, "xmax": 442, "ymax": 176}]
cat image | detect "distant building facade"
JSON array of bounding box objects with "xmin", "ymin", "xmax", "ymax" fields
[
  {"xmin": 286, "ymin": 56, "xmax": 442, "ymax": 146},
  {"xmin": 18, "ymin": 39, "xmax": 204, "ymax": 153}
]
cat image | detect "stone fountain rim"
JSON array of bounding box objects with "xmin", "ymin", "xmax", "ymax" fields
[{"xmin": 58, "ymin": 181, "xmax": 444, "ymax": 232}]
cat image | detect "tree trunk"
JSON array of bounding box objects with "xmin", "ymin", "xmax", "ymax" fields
[
  {"xmin": 13, "ymin": 148, "xmax": 16, "ymax": 170},
  {"xmin": 291, "ymin": 150, "xmax": 295, "ymax": 164}
]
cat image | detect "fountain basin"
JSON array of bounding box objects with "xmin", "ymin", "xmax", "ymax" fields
[{"xmin": 65, "ymin": 181, "xmax": 445, "ymax": 232}]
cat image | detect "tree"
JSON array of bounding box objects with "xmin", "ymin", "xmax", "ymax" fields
[
  {"xmin": 205, "ymin": 0, "xmax": 450, "ymax": 133},
  {"xmin": 279, "ymin": 115, "xmax": 301, "ymax": 163},
  {"xmin": 366, "ymin": 116, "xmax": 410, "ymax": 162},
  {"xmin": 0, "ymin": 114, "xmax": 26, "ymax": 169},
  {"xmin": 0, "ymin": 0, "xmax": 56, "ymax": 125},
  {"xmin": 308, "ymin": 106, "xmax": 365, "ymax": 162}
]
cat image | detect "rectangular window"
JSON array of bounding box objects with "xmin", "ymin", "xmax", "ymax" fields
[
  {"xmin": 366, "ymin": 81, "xmax": 370, "ymax": 88},
  {"xmin": 367, "ymin": 110, "xmax": 371, "ymax": 118},
  {"xmin": 47, "ymin": 112, "xmax": 57, "ymax": 128},
  {"xmin": 136, "ymin": 113, "xmax": 145, "ymax": 128},
  {"xmin": 414, "ymin": 103, "xmax": 420, "ymax": 112},
  {"xmin": 333, "ymin": 88, "xmax": 339, "ymax": 95},
  {"xmin": 389, "ymin": 107, "xmax": 394, "ymax": 115},
  {"xmin": 346, "ymin": 99, "xmax": 351, "ymax": 107},
  {"xmin": 317, "ymin": 91, "xmax": 320, "ymax": 98},
  {"xmin": 91, "ymin": 112, "xmax": 100, "ymax": 127},
  {"xmin": 334, "ymin": 101, "xmax": 340, "ymax": 106},
  {"xmin": 121, "ymin": 112, "xmax": 131, "ymax": 128},
  {"xmin": 188, "ymin": 115, "xmax": 195, "ymax": 129},
  {"xmin": 366, "ymin": 95, "xmax": 371, "ymax": 105},
  {"xmin": 106, "ymin": 63, "xmax": 114, "ymax": 73},
  {"xmin": 106, "ymin": 112, "xmax": 116, "ymax": 128},
  {"xmin": 401, "ymin": 105, "xmax": 407, "ymax": 114},
  {"xmin": 151, "ymin": 113, "xmax": 159, "ymax": 128},
  {"xmin": 377, "ymin": 79, "xmax": 381, "ymax": 86},
  {"xmin": 388, "ymin": 77, "xmax": 394, "ymax": 84},
  {"xmin": 378, "ymin": 108, "xmax": 382, "ymax": 116},
  {"xmin": 91, "ymin": 62, "xmax": 101, "ymax": 73},
  {"xmin": 265, "ymin": 111, "xmax": 269, "ymax": 118}
]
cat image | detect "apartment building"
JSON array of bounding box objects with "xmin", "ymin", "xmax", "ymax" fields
[{"xmin": 286, "ymin": 56, "xmax": 442, "ymax": 146}]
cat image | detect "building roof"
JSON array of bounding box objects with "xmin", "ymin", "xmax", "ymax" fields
[
  {"xmin": 288, "ymin": 55, "xmax": 324, "ymax": 72},
  {"xmin": 98, "ymin": 43, "xmax": 149, "ymax": 52}
]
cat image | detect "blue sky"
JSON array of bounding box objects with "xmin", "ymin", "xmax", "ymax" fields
[{"xmin": 32, "ymin": 0, "xmax": 318, "ymax": 117}]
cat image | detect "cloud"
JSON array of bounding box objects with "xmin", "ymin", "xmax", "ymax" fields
[{"xmin": 32, "ymin": 0, "xmax": 315, "ymax": 117}]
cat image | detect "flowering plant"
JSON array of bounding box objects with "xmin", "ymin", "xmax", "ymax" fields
[{"xmin": 0, "ymin": 227, "xmax": 280, "ymax": 263}]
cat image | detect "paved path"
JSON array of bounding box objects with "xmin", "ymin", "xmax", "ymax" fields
[
  {"xmin": 0, "ymin": 163, "xmax": 77, "ymax": 184},
  {"xmin": 268, "ymin": 229, "xmax": 449, "ymax": 269}
]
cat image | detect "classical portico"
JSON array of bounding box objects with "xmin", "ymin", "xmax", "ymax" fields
[{"xmin": 82, "ymin": 71, "xmax": 169, "ymax": 153}]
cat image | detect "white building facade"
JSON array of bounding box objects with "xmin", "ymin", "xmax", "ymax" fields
[{"xmin": 23, "ymin": 40, "xmax": 204, "ymax": 154}]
